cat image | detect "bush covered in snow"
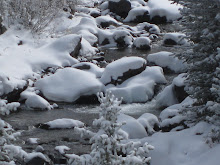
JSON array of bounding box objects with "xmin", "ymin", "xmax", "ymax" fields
[
  {"xmin": 68, "ymin": 92, "xmax": 154, "ymax": 165},
  {"xmin": 0, "ymin": 0, "xmax": 78, "ymax": 33}
]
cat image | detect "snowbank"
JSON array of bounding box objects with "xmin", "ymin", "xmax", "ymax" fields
[
  {"xmin": 35, "ymin": 68, "xmax": 103, "ymax": 102},
  {"xmin": 147, "ymin": 51, "xmax": 187, "ymax": 73}
]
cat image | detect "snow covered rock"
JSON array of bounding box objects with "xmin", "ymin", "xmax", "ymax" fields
[
  {"xmin": 100, "ymin": 56, "xmax": 147, "ymax": 86},
  {"xmin": 106, "ymin": 66, "xmax": 167, "ymax": 103},
  {"xmin": 96, "ymin": 15, "xmax": 121, "ymax": 28},
  {"xmin": 137, "ymin": 113, "xmax": 160, "ymax": 135},
  {"xmin": 0, "ymin": 99, "xmax": 20, "ymax": 115},
  {"xmin": 118, "ymin": 114, "xmax": 147, "ymax": 139},
  {"xmin": 113, "ymin": 30, "xmax": 133, "ymax": 47},
  {"xmin": 72, "ymin": 62, "xmax": 104, "ymax": 78},
  {"xmin": 136, "ymin": 22, "xmax": 160, "ymax": 34},
  {"xmin": 35, "ymin": 68, "xmax": 103, "ymax": 103},
  {"xmin": 159, "ymin": 97, "xmax": 194, "ymax": 132},
  {"xmin": 0, "ymin": 17, "xmax": 6, "ymax": 35},
  {"xmin": 55, "ymin": 145, "xmax": 70, "ymax": 155},
  {"xmin": 124, "ymin": 6, "xmax": 150, "ymax": 23},
  {"xmin": 108, "ymin": 0, "xmax": 132, "ymax": 18},
  {"xmin": 163, "ymin": 33, "xmax": 187, "ymax": 45},
  {"xmin": 147, "ymin": 51, "xmax": 187, "ymax": 73},
  {"xmin": 37, "ymin": 118, "xmax": 84, "ymax": 130},
  {"xmin": 156, "ymin": 73, "xmax": 188, "ymax": 107},
  {"xmin": 133, "ymin": 37, "xmax": 151, "ymax": 50},
  {"xmin": 90, "ymin": 10, "xmax": 101, "ymax": 18},
  {"xmin": 148, "ymin": 0, "xmax": 182, "ymax": 24}
]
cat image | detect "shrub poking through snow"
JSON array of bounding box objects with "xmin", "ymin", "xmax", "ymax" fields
[{"xmin": 67, "ymin": 92, "xmax": 154, "ymax": 165}]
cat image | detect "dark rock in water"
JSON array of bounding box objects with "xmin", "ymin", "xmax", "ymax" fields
[
  {"xmin": 133, "ymin": 11, "xmax": 150, "ymax": 23},
  {"xmin": 74, "ymin": 64, "xmax": 91, "ymax": 70},
  {"xmin": 108, "ymin": 0, "xmax": 131, "ymax": 18},
  {"xmin": 101, "ymin": 38, "xmax": 110, "ymax": 45},
  {"xmin": 36, "ymin": 123, "xmax": 50, "ymax": 130},
  {"xmin": 163, "ymin": 39, "xmax": 177, "ymax": 45},
  {"xmin": 26, "ymin": 156, "xmax": 50, "ymax": 165},
  {"xmin": 70, "ymin": 37, "xmax": 82, "ymax": 58},
  {"xmin": 114, "ymin": 36, "xmax": 129, "ymax": 48},
  {"xmin": 90, "ymin": 11, "xmax": 101, "ymax": 18},
  {"xmin": 174, "ymin": 85, "xmax": 188, "ymax": 103},
  {"xmin": 151, "ymin": 15, "xmax": 167, "ymax": 24},
  {"xmin": 90, "ymin": 56, "xmax": 105, "ymax": 62},
  {"xmin": 2, "ymin": 82, "xmax": 28, "ymax": 103},
  {"xmin": 0, "ymin": 17, "xmax": 6, "ymax": 35},
  {"xmin": 74, "ymin": 94, "xmax": 99, "ymax": 104}
]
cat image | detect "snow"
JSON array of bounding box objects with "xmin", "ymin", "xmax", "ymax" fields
[
  {"xmin": 148, "ymin": 0, "xmax": 182, "ymax": 22},
  {"xmin": 133, "ymin": 37, "xmax": 151, "ymax": 48},
  {"xmin": 35, "ymin": 68, "xmax": 103, "ymax": 102},
  {"xmin": 44, "ymin": 118, "xmax": 84, "ymax": 129},
  {"xmin": 124, "ymin": 6, "xmax": 150, "ymax": 22},
  {"xmin": 156, "ymin": 73, "xmax": 186, "ymax": 107},
  {"xmin": 136, "ymin": 22, "xmax": 160, "ymax": 34},
  {"xmin": 96, "ymin": 15, "xmax": 121, "ymax": 27},
  {"xmin": 106, "ymin": 66, "xmax": 166, "ymax": 103},
  {"xmin": 27, "ymin": 138, "xmax": 39, "ymax": 144},
  {"xmin": 137, "ymin": 113, "xmax": 159, "ymax": 135},
  {"xmin": 72, "ymin": 62, "xmax": 104, "ymax": 78},
  {"xmin": 55, "ymin": 145, "xmax": 70, "ymax": 155},
  {"xmin": 118, "ymin": 114, "xmax": 147, "ymax": 139},
  {"xmin": 113, "ymin": 30, "xmax": 133, "ymax": 46},
  {"xmin": 143, "ymin": 122, "xmax": 220, "ymax": 165},
  {"xmin": 163, "ymin": 32, "xmax": 188, "ymax": 45},
  {"xmin": 100, "ymin": 56, "xmax": 147, "ymax": 85},
  {"xmin": 147, "ymin": 51, "xmax": 187, "ymax": 73},
  {"xmin": 0, "ymin": 100, "xmax": 20, "ymax": 115}
]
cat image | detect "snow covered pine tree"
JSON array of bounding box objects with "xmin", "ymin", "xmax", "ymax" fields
[
  {"xmin": 178, "ymin": 0, "xmax": 220, "ymax": 142},
  {"xmin": 68, "ymin": 92, "xmax": 154, "ymax": 165}
]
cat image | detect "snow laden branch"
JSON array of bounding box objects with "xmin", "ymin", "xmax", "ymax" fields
[{"xmin": 67, "ymin": 91, "xmax": 154, "ymax": 165}]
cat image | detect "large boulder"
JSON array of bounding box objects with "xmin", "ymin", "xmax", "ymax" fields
[
  {"xmin": 35, "ymin": 68, "xmax": 103, "ymax": 103},
  {"xmin": 100, "ymin": 56, "xmax": 147, "ymax": 86},
  {"xmin": 108, "ymin": 0, "xmax": 131, "ymax": 18}
]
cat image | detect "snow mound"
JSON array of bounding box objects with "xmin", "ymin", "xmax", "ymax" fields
[
  {"xmin": 148, "ymin": 0, "xmax": 182, "ymax": 22},
  {"xmin": 133, "ymin": 37, "xmax": 151, "ymax": 50},
  {"xmin": 118, "ymin": 114, "xmax": 147, "ymax": 139},
  {"xmin": 55, "ymin": 145, "xmax": 70, "ymax": 154},
  {"xmin": 137, "ymin": 113, "xmax": 160, "ymax": 135},
  {"xmin": 163, "ymin": 33, "xmax": 187, "ymax": 45},
  {"xmin": 72, "ymin": 62, "xmax": 104, "ymax": 78},
  {"xmin": 106, "ymin": 66, "xmax": 167, "ymax": 103},
  {"xmin": 156, "ymin": 73, "xmax": 187, "ymax": 107},
  {"xmin": 43, "ymin": 118, "xmax": 84, "ymax": 129},
  {"xmin": 124, "ymin": 6, "xmax": 150, "ymax": 23},
  {"xmin": 113, "ymin": 30, "xmax": 133, "ymax": 47},
  {"xmin": 96, "ymin": 15, "xmax": 121, "ymax": 28},
  {"xmin": 147, "ymin": 51, "xmax": 187, "ymax": 73},
  {"xmin": 100, "ymin": 56, "xmax": 147, "ymax": 85},
  {"xmin": 35, "ymin": 68, "xmax": 103, "ymax": 102}
]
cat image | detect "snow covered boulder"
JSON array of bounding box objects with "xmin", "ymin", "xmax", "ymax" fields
[
  {"xmin": 124, "ymin": 6, "xmax": 150, "ymax": 23},
  {"xmin": 100, "ymin": 57, "xmax": 147, "ymax": 86},
  {"xmin": 113, "ymin": 30, "xmax": 133, "ymax": 48},
  {"xmin": 72, "ymin": 62, "xmax": 104, "ymax": 78},
  {"xmin": 136, "ymin": 22, "xmax": 160, "ymax": 35},
  {"xmin": 137, "ymin": 113, "xmax": 160, "ymax": 135},
  {"xmin": 147, "ymin": 51, "xmax": 187, "ymax": 73},
  {"xmin": 133, "ymin": 37, "xmax": 151, "ymax": 50},
  {"xmin": 118, "ymin": 114, "xmax": 147, "ymax": 139},
  {"xmin": 108, "ymin": 0, "xmax": 132, "ymax": 18},
  {"xmin": 96, "ymin": 16, "xmax": 121, "ymax": 28},
  {"xmin": 37, "ymin": 118, "xmax": 84, "ymax": 130},
  {"xmin": 106, "ymin": 66, "xmax": 167, "ymax": 103},
  {"xmin": 90, "ymin": 10, "xmax": 101, "ymax": 18},
  {"xmin": 163, "ymin": 33, "xmax": 187, "ymax": 46},
  {"xmin": 148, "ymin": 0, "xmax": 182, "ymax": 24},
  {"xmin": 159, "ymin": 97, "xmax": 195, "ymax": 132},
  {"xmin": 35, "ymin": 68, "xmax": 103, "ymax": 103},
  {"xmin": 156, "ymin": 73, "xmax": 188, "ymax": 107}
]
